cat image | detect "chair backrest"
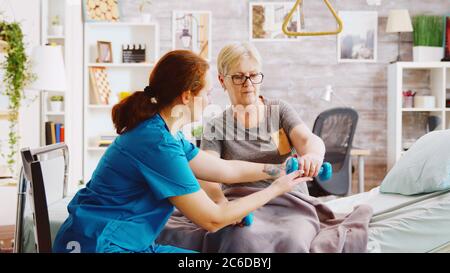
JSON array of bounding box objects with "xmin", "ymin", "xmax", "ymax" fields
[
  {"xmin": 309, "ymin": 107, "xmax": 358, "ymax": 196},
  {"xmin": 14, "ymin": 143, "xmax": 69, "ymax": 253}
]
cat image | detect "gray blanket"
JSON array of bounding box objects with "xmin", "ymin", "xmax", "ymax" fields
[{"xmin": 156, "ymin": 187, "xmax": 373, "ymax": 253}]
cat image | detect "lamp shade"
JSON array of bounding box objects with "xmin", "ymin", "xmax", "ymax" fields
[
  {"xmin": 29, "ymin": 45, "xmax": 66, "ymax": 91},
  {"xmin": 386, "ymin": 10, "xmax": 413, "ymax": 33}
]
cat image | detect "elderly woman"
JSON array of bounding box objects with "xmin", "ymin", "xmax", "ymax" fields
[{"xmin": 199, "ymin": 42, "xmax": 326, "ymax": 204}]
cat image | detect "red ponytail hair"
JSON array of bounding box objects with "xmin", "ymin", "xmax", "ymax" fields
[{"xmin": 112, "ymin": 50, "xmax": 209, "ymax": 134}]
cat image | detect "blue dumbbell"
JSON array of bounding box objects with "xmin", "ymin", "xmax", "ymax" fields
[
  {"xmin": 240, "ymin": 212, "xmax": 254, "ymax": 226},
  {"xmin": 286, "ymin": 157, "xmax": 333, "ymax": 181}
]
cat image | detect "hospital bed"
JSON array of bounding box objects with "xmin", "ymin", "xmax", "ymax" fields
[
  {"xmin": 327, "ymin": 187, "xmax": 450, "ymax": 253},
  {"xmin": 18, "ymin": 184, "xmax": 450, "ymax": 253}
]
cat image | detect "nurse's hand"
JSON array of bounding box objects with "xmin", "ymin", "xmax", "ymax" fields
[{"xmin": 270, "ymin": 170, "xmax": 313, "ymax": 195}]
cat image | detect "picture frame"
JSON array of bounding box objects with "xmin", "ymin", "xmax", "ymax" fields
[
  {"xmin": 172, "ymin": 11, "xmax": 212, "ymax": 61},
  {"xmin": 249, "ymin": 2, "xmax": 301, "ymax": 42},
  {"xmin": 82, "ymin": 0, "xmax": 120, "ymax": 22},
  {"xmin": 337, "ymin": 11, "xmax": 378, "ymax": 63},
  {"xmin": 97, "ymin": 41, "xmax": 113, "ymax": 63},
  {"xmin": 89, "ymin": 67, "xmax": 111, "ymax": 105}
]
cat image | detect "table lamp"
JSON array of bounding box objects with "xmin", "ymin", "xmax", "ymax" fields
[
  {"xmin": 386, "ymin": 9, "xmax": 413, "ymax": 63},
  {"xmin": 29, "ymin": 45, "xmax": 66, "ymax": 92},
  {"xmin": 321, "ymin": 85, "xmax": 349, "ymax": 108}
]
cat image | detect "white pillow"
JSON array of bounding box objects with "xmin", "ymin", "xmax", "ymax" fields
[{"xmin": 380, "ymin": 130, "xmax": 450, "ymax": 195}]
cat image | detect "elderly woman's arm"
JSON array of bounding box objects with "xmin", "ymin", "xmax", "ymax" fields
[{"xmin": 289, "ymin": 123, "xmax": 326, "ymax": 177}]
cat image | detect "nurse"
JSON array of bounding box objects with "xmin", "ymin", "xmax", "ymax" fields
[{"xmin": 53, "ymin": 50, "xmax": 312, "ymax": 253}]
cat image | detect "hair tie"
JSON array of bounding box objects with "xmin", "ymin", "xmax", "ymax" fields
[
  {"xmin": 144, "ymin": 85, "xmax": 158, "ymax": 104},
  {"xmin": 144, "ymin": 85, "xmax": 153, "ymax": 95}
]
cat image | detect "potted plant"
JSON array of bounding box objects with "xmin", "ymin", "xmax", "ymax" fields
[
  {"xmin": 139, "ymin": 0, "xmax": 153, "ymax": 23},
  {"xmin": 0, "ymin": 21, "xmax": 35, "ymax": 178},
  {"xmin": 412, "ymin": 15, "xmax": 445, "ymax": 62},
  {"xmin": 191, "ymin": 125, "xmax": 203, "ymax": 147},
  {"xmin": 49, "ymin": 95, "xmax": 64, "ymax": 112},
  {"xmin": 49, "ymin": 15, "xmax": 63, "ymax": 36}
]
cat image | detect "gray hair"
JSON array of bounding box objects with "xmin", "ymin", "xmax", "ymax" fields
[{"xmin": 217, "ymin": 42, "xmax": 262, "ymax": 76}]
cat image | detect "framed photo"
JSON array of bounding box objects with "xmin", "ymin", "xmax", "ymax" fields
[
  {"xmin": 172, "ymin": 11, "xmax": 212, "ymax": 61},
  {"xmin": 82, "ymin": 0, "xmax": 120, "ymax": 22},
  {"xmin": 249, "ymin": 2, "xmax": 301, "ymax": 42},
  {"xmin": 97, "ymin": 41, "xmax": 113, "ymax": 63},
  {"xmin": 337, "ymin": 11, "xmax": 378, "ymax": 63}
]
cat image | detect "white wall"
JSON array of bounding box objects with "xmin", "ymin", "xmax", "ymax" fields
[{"xmin": 0, "ymin": 0, "xmax": 41, "ymax": 225}]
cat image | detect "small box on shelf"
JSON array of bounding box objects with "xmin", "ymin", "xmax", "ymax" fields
[{"xmin": 122, "ymin": 44, "xmax": 146, "ymax": 63}]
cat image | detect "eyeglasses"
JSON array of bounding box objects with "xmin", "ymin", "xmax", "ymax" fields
[{"xmin": 225, "ymin": 72, "xmax": 264, "ymax": 85}]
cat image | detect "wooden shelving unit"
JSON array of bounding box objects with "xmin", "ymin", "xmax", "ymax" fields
[{"xmin": 83, "ymin": 21, "xmax": 160, "ymax": 181}]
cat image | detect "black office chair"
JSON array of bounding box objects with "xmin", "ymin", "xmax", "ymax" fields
[
  {"xmin": 14, "ymin": 143, "xmax": 69, "ymax": 253},
  {"xmin": 307, "ymin": 108, "xmax": 358, "ymax": 197}
]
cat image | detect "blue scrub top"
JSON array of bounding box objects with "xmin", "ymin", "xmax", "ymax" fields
[{"xmin": 53, "ymin": 114, "xmax": 200, "ymax": 253}]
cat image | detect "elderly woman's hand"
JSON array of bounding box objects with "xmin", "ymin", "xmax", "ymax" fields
[{"xmin": 297, "ymin": 153, "xmax": 324, "ymax": 178}]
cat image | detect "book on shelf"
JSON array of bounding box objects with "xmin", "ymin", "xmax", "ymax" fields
[
  {"xmin": 61, "ymin": 125, "xmax": 65, "ymax": 142},
  {"xmin": 98, "ymin": 140, "xmax": 113, "ymax": 147},
  {"xmin": 45, "ymin": 121, "xmax": 65, "ymax": 145},
  {"xmin": 50, "ymin": 122, "xmax": 56, "ymax": 144},
  {"xmin": 98, "ymin": 134, "xmax": 117, "ymax": 147},
  {"xmin": 55, "ymin": 123, "xmax": 61, "ymax": 143}
]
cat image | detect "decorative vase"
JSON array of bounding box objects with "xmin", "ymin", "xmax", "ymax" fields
[
  {"xmin": 413, "ymin": 46, "xmax": 444, "ymax": 62},
  {"xmin": 402, "ymin": 96, "xmax": 414, "ymax": 108},
  {"xmin": 50, "ymin": 101, "xmax": 63, "ymax": 112}
]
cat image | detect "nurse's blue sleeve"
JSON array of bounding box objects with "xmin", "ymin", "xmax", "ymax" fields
[
  {"xmin": 137, "ymin": 132, "xmax": 200, "ymax": 200},
  {"xmin": 176, "ymin": 131, "xmax": 199, "ymax": 161}
]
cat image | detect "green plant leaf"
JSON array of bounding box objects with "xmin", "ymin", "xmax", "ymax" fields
[
  {"xmin": 412, "ymin": 15, "xmax": 444, "ymax": 47},
  {"xmin": 0, "ymin": 21, "xmax": 35, "ymax": 174}
]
